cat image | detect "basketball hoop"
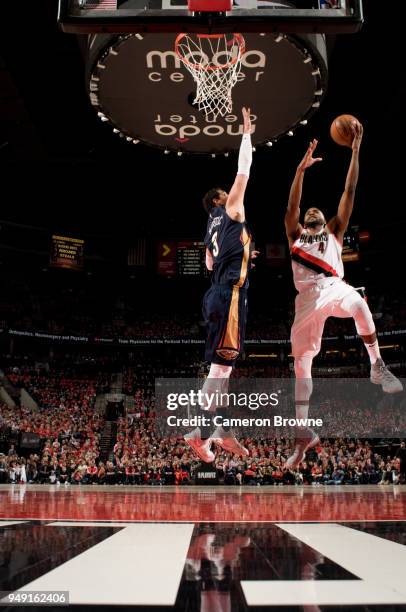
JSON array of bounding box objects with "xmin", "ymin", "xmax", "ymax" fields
[{"xmin": 175, "ymin": 33, "xmax": 245, "ymax": 121}]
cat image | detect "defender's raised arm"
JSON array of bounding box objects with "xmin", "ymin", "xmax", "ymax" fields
[{"xmin": 225, "ymin": 107, "xmax": 253, "ymax": 222}]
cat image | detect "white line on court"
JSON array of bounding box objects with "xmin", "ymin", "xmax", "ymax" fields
[
  {"xmin": 15, "ymin": 523, "xmax": 194, "ymax": 606},
  {"xmin": 241, "ymin": 523, "xmax": 406, "ymax": 606}
]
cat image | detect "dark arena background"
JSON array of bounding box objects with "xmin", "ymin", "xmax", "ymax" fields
[{"xmin": 1, "ymin": 1, "xmax": 406, "ymax": 610}]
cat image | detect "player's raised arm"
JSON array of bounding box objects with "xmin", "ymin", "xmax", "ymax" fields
[
  {"xmin": 225, "ymin": 107, "xmax": 252, "ymax": 222},
  {"xmin": 285, "ymin": 139, "xmax": 322, "ymax": 245},
  {"xmin": 329, "ymin": 121, "xmax": 363, "ymax": 242}
]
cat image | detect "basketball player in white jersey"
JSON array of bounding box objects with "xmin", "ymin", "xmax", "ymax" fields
[{"xmin": 285, "ymin": 123, "xmax": 403, "ymax": 469}]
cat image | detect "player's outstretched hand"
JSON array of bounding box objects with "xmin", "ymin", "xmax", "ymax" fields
[
  {"xmin": 351, "ymin": 120, "xmax": 363, "ymax": 153},
  {"xmin": 242, "ymin": 107, "xmax": 252, "ymax": 134},
  {"xmin": 298, "ymin": 139, "xmax": 323, "ymax": 172},
  {"xmin": 251, "ymin": 249, "xmax": 260, "ymax": 268}
]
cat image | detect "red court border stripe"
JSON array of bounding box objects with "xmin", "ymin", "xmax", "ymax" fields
[{"xmin": 2, "ymin": 518, "xmax": 406, "ymax": 523}]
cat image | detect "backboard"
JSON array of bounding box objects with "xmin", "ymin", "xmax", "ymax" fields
[
  {"xmin": 58, "ymin": 0, "xmax": 363, "ymax": 34},
  {"xmin": 86, "ymin": 28, "xmax": 328, "ymax": 154},
  {"xmin": 60, "ymin": 0, "xmax": 364, "ymax": 154}
]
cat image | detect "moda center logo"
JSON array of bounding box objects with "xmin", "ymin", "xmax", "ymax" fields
[{"xmin": 146, "ymin": 49, "xmax": 265, "ymax": 139}]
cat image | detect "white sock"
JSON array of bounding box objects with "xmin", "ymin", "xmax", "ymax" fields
[
  {"xmin": 365, "ymin": 340, "xmax": 381, "ymax": 365},
  {"xmin": 200, "ymin": 363, "xmax": 232, "ymax": 411}
]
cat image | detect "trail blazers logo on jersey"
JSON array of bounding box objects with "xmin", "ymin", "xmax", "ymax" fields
[
  {"xmin": 291, "ymin": 229, "xmax": 344, "ymax": 290},
  {"xmin": 299, "ymin": 230, "xmax": 328, "ymax": 245}
]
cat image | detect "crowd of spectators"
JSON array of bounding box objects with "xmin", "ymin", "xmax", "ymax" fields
[
  {"xmin": 1, "ymin": 416, "xmax": 404, "ymax": 486},
  {"xmin": 0, "ymin": 366, "xmax": 105, "ymax": 485},
  {"xmin": 1, "ymin": 377, "xmax": 405, "ymax": 487},
  {"xmin": 1, "ymin": 281, "xmax": 406, "ymax": 343},
  {"xmin": 0, "ymin": 280, "xmax": 201, "ymax": 339},
  {"xmin": 0, "ymin": 348, "xmax": 405, "ymax": 487}
]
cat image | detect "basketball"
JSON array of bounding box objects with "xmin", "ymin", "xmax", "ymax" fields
[{"xmin": 330, "ymin": 114, "xmax": 361, "ymax": 147}]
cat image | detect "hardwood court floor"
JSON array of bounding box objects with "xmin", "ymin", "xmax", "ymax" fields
[
  {"xmin": 1, "ymin": 484, "xmax": 405, "ymax": 522},
  {"xmin": 1, "ymin": 485, "xmax": 405, "ymax": 610}
]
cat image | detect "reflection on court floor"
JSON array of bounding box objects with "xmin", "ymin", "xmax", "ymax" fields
[
  {"xmin": 0, "ymin": 485, "xmax": 406, "ymax": 610},
  {"xmin": 1, "ymin": 484, "xmax": 405, "ymax": 522}
]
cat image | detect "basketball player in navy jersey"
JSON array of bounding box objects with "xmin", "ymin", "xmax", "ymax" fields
[
  {"xmin": 185, "ymin": 107, "xmax": 256, "ymax": 463},
  {"xmin": 285, "ymin": 123, "xmax": 402, "ymax": 469}
]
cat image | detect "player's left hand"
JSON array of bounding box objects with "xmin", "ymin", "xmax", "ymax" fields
[
  {"xmin": 298, "ymin": 139, "xmax": 323, "ymax": 171},
  {"xmin": 242, "ymin": 107, "xmax": 252, "ymax": 134},
  {"xmin": 351, "ymin": 120, "xmax": 363, "ymax": 152},
  {"xmin": 251, "ymin": 249, "xmax": 260, "ymax": 268}
]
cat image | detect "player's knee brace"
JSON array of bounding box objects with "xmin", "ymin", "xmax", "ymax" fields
[
  {"xmin": 350, "ymin": 299, "xmax": 375, "ymax": 337},
  {"xmin": 294, "ymin": 356, "xmax": 313, "ymax": 379}
]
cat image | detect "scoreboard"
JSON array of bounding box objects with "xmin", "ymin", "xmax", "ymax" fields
[
  {"xmin": 50, "ymin": 235, "xmax": 84, "ymax": 271},
  {"xmin": 177, "ymin": 241, "xmax": 207, "ymax": 276},
  {"xmin": 157, "ymin": 241, "xmax": 207, "ymax": 277}
]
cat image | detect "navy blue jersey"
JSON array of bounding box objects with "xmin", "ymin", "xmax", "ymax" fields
[{"xmin": 204, "ymin": 206, "xmax": 252, "ymax": 288}]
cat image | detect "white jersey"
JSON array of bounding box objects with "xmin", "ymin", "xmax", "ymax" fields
[{"xmin": 291, "ymin": 227, "xmax": 344, "ymax": 292}]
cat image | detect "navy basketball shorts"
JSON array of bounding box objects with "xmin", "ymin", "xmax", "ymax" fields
[{"xmin": 203, "ymin": 284, "xmax": 248, "ymax": 366}]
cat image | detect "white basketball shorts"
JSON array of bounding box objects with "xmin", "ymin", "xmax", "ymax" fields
[{"xmin": 291, "ymin": 278, "xmax": 369, "ymax": 358}]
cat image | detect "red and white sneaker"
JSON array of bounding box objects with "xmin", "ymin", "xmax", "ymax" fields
[
  {"xmin": 285, "ymin": 427, "xmax": 320, "ymax": 470},
  {"xmin": 211, "ymin": 426, "xmax": 249, "ymax": 457},
  {"xmin": 184, "ymin": 428, "xmax": 215, "ymax": 463}
]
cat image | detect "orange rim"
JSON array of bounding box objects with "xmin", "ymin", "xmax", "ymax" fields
[{"xmin": 175, "ymin": 33, "xmax": 245, "ymax": 72}]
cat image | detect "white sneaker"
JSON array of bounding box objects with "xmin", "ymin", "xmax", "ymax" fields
[
  {"xmin": 184, "ymin": 427, "xmax": 215, "ymax": 463},
  {"xmin": 371, "ymin": 358, "xmax": 403, "ymax": 393},
  {"xmin": 285, "ymin": 427, "xmax": 320, "ymax": 470},
  {"xmin": 211, "ymin": 426, "xmax": 249, "ymax": 457}
]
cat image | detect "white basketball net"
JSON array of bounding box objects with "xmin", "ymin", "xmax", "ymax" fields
[{"xmin": 175, "ymin": 33, "xmax": 245, "ymax": 121}]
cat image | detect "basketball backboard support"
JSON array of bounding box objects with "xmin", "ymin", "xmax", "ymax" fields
[
  {"xmin": 60, "ymin": 0, "xmax": 364, "ymax": 155},
  {"xmin": 58, "ymin": 0, "xmax": 363, "ymax": 34}
]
